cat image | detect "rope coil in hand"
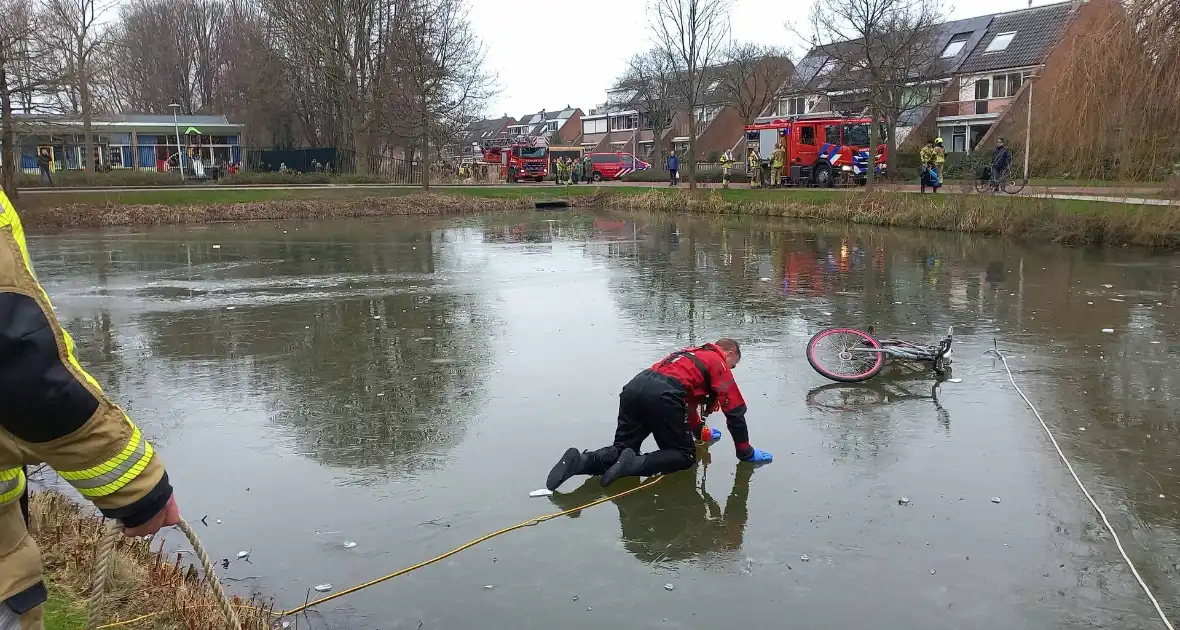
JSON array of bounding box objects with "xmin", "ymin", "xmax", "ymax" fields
[{"xmin": 86, "ymin": 517, "xmax": 243, "ymax": 630}]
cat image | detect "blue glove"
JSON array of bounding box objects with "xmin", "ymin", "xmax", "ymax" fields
[
  {"xmin": 708, "ymin": 427, "xmax": 722, "ymax": 443},
  {"xmin": 741, "ymin": 448, "xmax": 773, "ymax": 463}
]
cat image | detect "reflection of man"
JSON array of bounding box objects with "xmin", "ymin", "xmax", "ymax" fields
[
  {"xmin": 550, "ymin": 461, "xmax": 753, "ymax": 565},
  {"xmin": 0, "ymin": 190, "xmax": 180, "ymax": 629},
  {"xmin": 545, "ymin": 339, "xmax": 772, "ymax": 492}
]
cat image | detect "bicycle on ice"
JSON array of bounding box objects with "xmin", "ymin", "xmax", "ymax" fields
[{"xmin": 806, "ymin": 325, "xmax": 954, "ymax": 383}]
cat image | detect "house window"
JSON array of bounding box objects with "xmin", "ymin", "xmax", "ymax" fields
[
  {"xmin": 940, "ymin": 33, "xmax": 970, "ymax": 58},
  {"xmin": 609, "ymin": 114, "xmax": 637, "ymax": 131},
  {"xmin": 583, "ymin": 118, "xmax": 607, "ymax": 134},
  {"xmin": 991, "ymin": 72, "xmax": 1024, "ymax": 98},
  {"xmin": 974, "ymin": 78, "xmax": 990, "ymax": 100},
  {"xmin": 985, "ymin": 31, "xmax": 1016, "ymax": 53},
  {"xmin": 694, "ymin": 106, "xmax": 720, "ymax": 126},
  {"xmin": 779, "ymin": 97, "xmax": 806, "ymax": 116},
  {"xmin": 546, "ymin": 121, "xmax": 558, "ymax": 132}
]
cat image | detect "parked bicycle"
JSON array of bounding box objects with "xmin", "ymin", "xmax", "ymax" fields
[
  {"xmin": 973, "ymin": 164, "xmax": 1027, "ymax": 195},
  {"xmin": 806, "ymin": 326, "xmax": 953, "ymax": 383}
]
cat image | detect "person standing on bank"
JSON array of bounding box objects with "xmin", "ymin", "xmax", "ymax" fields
[
  {"xmin": 666, "ymin": 150, "xmax": 679, "ymax": 186},
  {"xmin": 0, "ymin": 189, "xmax": 180, "ymax": 630},
  {"xmin": 545, "ymin": 339, "xmax": 773, "ymax": 491}
]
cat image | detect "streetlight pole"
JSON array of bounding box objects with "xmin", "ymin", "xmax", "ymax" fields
[
  {"xmin": 1023, "ymin": 72, "xmax": 1039, "ymax": 183},
  {"xmin": 168, "ymin": 103, "xmax": 185, "ymax": 183}
]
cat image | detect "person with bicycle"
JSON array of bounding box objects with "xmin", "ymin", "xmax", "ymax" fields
[
  {"xmin": 990, "ymin": 138, "xmax": 1013, "ymax": 192},
  {"xmin": 932, "ymin": 138, "xmax": 945, "ymax": 192},
  {"xmin": 919, "ymin": 139, "xmax": 938, "ymax": 193}
]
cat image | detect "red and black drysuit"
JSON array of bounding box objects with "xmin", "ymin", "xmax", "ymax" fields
[{"xmin": 579, "ymin": 343, "xmax": 754, "ymax": 478}]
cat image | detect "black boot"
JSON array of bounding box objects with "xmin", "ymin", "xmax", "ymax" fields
[
  {"xmin": 600, "ymin": 448, "xmax": 647, "ymax": 487},
  {"xmin": 547, "ymin": 447, "xmax": 587, "ymax": 491}
]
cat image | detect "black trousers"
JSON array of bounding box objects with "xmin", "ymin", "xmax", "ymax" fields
[{"xmin": 583, "ymin": 370, "xmax": 697, "ymax": 477}]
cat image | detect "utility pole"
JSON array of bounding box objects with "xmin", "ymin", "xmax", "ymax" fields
[{"xmin": 168, "ymin": 103, "xmax": 185, "ymax": 183}]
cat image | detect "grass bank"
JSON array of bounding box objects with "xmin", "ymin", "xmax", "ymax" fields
[
  {"xmin": 14, "ymin": 185, "xmax": 1180, "ymax": 246},
  {"xmin": 30, "ymin": 490, "xmax": 272, "ymax": 630}
]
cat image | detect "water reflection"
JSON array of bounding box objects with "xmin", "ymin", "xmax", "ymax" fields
[{"xmin": 549, "ymin": 456, "xmax": 753, "ymax": 571}]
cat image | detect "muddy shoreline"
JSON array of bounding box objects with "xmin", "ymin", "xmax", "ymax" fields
[{"xmin": 18, "ymin": 189, "xmax": 1180, "ymax": 246}]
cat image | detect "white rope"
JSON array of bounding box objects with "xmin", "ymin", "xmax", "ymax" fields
[{"xmin": 987, "ymin": 347, "xmax": 1175, "ymax": 630}]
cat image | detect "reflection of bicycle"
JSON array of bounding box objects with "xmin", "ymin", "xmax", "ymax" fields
[
  {"xmin": 806, "ymin": 326, "xmax": 953, "ymax": 383},
  {"xmin": 973, "ymin": 164, "xmax": 1027, "ymax": 195},
  {"xmin": 805, "ymin": 380, "xmax": 950, "ymax": 426}
]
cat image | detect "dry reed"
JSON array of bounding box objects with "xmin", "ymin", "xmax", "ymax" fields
[
  {"xmin": 29, "ymin": 490, "xmax": 273, "ymax": 630},
  {"xmin": 600, "ymin": 190, "xmax": 1180, "ymax": 247},
  {"xmin": 21, "ymin": 193, "xmax": 532, "ymax": 230}
]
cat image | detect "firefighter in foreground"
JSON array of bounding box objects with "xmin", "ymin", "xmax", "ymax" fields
[
  {"xmin": 770, "ymin": 142, "xmax": 785, "ymax": 187},
  {"xmin": 545, "ymin": 339, "xmax": 773, "ymax": 491},
  {"xmin": 0, "ymin": 190, "xmax": 179, "ymax": 629}
]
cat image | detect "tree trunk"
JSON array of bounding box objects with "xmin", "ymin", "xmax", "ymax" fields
[
  {"xmin": 420, "ymin": 115, "xmax": 431, "ymax": 191},
  {"xmin": 1, "ymin": 66, "xmax": 17, "ymax": 199},
  {"xmin": 687, "ymin": 113, "xmax": 698, "ymax": 191},
  {"xmin": 884, "ymin": 116, "xmax": 898, "ymax": 183},
  {"xmin": 81, "ymin": 74, "xmax": 95, "ymax": 174},
  {"xmin": 865, "ymin": 108, "xmax": 878, "ymax": 190}
]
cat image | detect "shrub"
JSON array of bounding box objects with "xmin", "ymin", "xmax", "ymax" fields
[{"xmin": 19, "ymin": 170, "xmax": 181, "ymax": 188}]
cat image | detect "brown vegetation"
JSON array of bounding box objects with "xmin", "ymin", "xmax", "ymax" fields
[
  {"xmin": 598, "ymin": 190, "xmax": 1180, "ymax": 247},
  {"xmin": 1036, "ymin": 0, "xmax": 1180, "ymax": 181},
  {"xmin": 30, "ymin": 489, "xmax": 272, "ymax": 629},
  {"xmin": 21, "ymin": 193, "xmax": 532, "ymax": 229}
]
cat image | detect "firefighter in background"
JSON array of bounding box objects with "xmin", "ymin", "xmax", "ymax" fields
[
  {"xmin": 747, "ymin": 148, "xmax": 761, "ymax": 188},
  {"xmin": 0, "ymin": 189, "xmax": 180, "ymax": 630},
  {"xmin": 572, "ymin": 156, "xmax": 584, "ymax": 184},
  {"xmin": 719, "ymin": 150, "xmax": 734, "ymax": 189},
  {"xmin": 919, "ymin": 139, "xmax": 937, "ymax": 193},
  {"xmin": 932, "ymin": 137, "xmax": 946, "ymax": 193},
  {"xmin": 770, "ymin": 141, "xmax": 785, "ymax": 187}
]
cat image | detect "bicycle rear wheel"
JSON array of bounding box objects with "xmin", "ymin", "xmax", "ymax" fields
[{"xmin": 807, "ymin": 328, "xmax": 886, "ymax": 383}]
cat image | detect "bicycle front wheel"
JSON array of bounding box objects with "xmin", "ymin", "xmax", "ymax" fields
[
  {"xmin": 1004, "ymin": 177, "xmax": 1027, "ymax": 195},
  {"xmin": 973, "ymin": 176, "xmax": 991, "ymax": 194},
  {"xmin": 807, "ymin": 328, "xmax": 886, "ymax": 383}
]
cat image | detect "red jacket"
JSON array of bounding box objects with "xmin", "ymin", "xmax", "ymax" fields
[{"xmin": 650, "ymin": 344, "xmax": 752, "ymax": 457}]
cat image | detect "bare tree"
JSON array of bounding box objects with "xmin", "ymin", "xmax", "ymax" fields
[
  {"xmin": 390, "ymin": 0, "xmax": 494, "ymax": 190},
  {"xmin": 649, "ymin": 0, "xmax": 730, "ymax": 190},
  {"xmin": 40, "ymin": 0, "xmax": 114, "ymax": 173},
  {"xmin": 715, "ymin": 42, "xmax": 794, "ymax": 125},
  {"xmin": 803, "ymin": 0, "xmax": 942, "ymax": 187},
  {"xmin": 614, "ymin": 49, "xmax": 681, "ymax": 164},
  {"xmin": 0, "ymin": 0, "xmax": 53, "ymax": 196}
]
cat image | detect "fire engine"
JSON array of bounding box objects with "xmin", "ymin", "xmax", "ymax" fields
[
  {"xmin": 478, "ymin": 136, "xmax": 549, "ymax": 182},
  {"xmin": 744, "ymin": 115, "xmax": 887, "ymax": 187}
]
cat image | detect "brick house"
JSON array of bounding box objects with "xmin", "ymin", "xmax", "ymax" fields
[
  {"xmin": 508, "ymin": 107, "xmax": 583, "ymax": 145},
  {"xmin": 448, "ymin": 115, "xmax": 515, "ymax": 161},
  {"xmin": 582, "ymin": 56, "xmax": 791, "ymax": 163},
  {"xmin": 765, "ymin": 0, "xmax": 1106, "ymax": 154}
]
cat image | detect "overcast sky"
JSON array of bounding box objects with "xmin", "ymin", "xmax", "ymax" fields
[{"xmin": 470, "ymin": 0, "xmax": 1044, "ymax": 118}]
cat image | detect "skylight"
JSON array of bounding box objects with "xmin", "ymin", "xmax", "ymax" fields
[{"xmin": 985, "ymin": 31, "xmax": 1016, "ymax": 53}]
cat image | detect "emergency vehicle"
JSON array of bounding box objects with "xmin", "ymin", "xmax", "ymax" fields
[
  {"xmin": 744, "ymin": 115, "xmax": 887, "ymax": 187},
  {"xmin": 584, "ymin": 152, "xmax": 650, "ymax": 181},
  {"xmin": 479, "ymin": 136, "xmax": 549, "ymax": 182}
]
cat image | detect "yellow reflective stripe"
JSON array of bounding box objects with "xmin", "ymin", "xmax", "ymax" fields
[
  {"xmin": 0, "ymin": 468, "xmax": 26, "ymax": 505},
  {"xmin": 0, "ymin": 190, "xmax": 103, "ymax": 392},
  {"xmin": 58, "ymin": 424, "xmax": 155, "ymax": 498}
]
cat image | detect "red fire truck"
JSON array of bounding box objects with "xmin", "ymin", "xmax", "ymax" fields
[
  {"xmin": 480, "ymin": 137, "xmax": 549, "ymax": 182},
  {"xmin": 744, "ymin": 115, "xmax": 887, "ymax": 187}
]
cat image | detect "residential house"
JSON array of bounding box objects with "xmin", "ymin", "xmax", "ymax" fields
[
  {"xmin": 584, "ymin": 56, "xmax": 791, "ymax": 163},
  {"xmin": 448, "ymin": 115, "xmax": 516, "ymax": 160},
  {"xmin": 763, "ymin": 0, "xmax": 1098, "ymax": 153},
  {"xmin": 509, "ymin": 106, "xmax": 583, "ymax": 145}
]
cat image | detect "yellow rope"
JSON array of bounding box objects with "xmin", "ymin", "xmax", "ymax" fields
[{"xmin": 278, "ymin": 475, "xmax": 664, "ymax": 617}]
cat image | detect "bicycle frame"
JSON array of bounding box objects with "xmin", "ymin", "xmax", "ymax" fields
[{"xmin": 849, "ymin": 326, "xmax": 954, "ymax": 365}]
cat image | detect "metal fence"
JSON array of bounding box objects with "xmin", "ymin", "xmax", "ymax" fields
[{"xmin": 241, "ymin": 147, "xmax": 425, "ymax": 184}]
